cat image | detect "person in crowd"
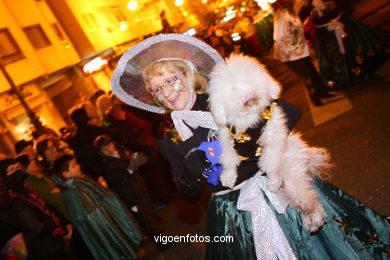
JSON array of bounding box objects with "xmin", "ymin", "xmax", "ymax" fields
[
  {"xmin": 208, "ymin": 28, "xmax": 234, "ymax": 58},
  {"xmin": 69, "ymin": 108, "xmax": 116, "ymax": 179},
  {"xmin": 14, "ymin": 140, "xmax": 35, "ymax": 161},
  {"xmin": 71, "ymin": 103, "xmax": 174, "ymax": 204},
  {"xmin": 160, "ymin": 10, "xmax": 173, "ymax": 33},
  {"xmin": 89, "ymin": 89, "xmax": 105, "ymax": 107},
  {"xmin": 111, "ymin": 34, "xmax": 389, "ymax": 259},
  {"xmin": 0, "ymin": 178, "xmax": 23, "ymax": 259},
  {"xmin": 0, "ymin": 158, "xmax": 74, "ymax": 259},
  {"xmin": 51, "ymin": 155, "xmax": 142, "ymax": 260},
  {"xmin": 93, "ymin": 134, "xmax": 172, "ymax": 249},
  {"xmin": 310, "ymin": 0, "xmax": 389, "ymax": 90},
  {"xmin": 106, "ymin": 103, "xmax": 158, "ymax": 153},
  {"xmin": 95, "ymin": 93, "xmax": 113, "ymax": 126},
  {"xmin": 81, "ymin": 101, "xmax": 102, "ymax": 127},
  {"xmin": 273, "ymin": 0, "xmax": 335, "ymax": 106},
  {"xmin": 16, "ymin": 154, "xmax": 71, "ymax": 221},
  {"xmin": 233, "ymin": 11, "xmax": 263, "ymax": 58},
  {"xmin": 14, "ymin": 138, "xmax": 71, "ymax": 220},
  {"xmin": 105, "ymin": 103, "xmax": 176, "ymax": 204},
  {"xmin": 110, "ymin": 95, "xmax": 166, "ymax": 138},
  {"xmin": 36, "ymin": 139, "xmax": 65, "ymax": 171},
  {"xmin": 59, "ymin": 127, "xmax": 74, "ymax": 146}
]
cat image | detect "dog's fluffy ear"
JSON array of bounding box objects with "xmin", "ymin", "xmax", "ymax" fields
[
  {"xmin": 209, "ymin": 102, "xmax": 227, "ymax": 127},
  {"xmin": 248, "ymin": 56, "xmax": 281, "ymax": 100},
  {"xmin": 268, "ymin": 78, "xmax": 281, "ymax": 101},
  {"xmin": 208, "ymin": 61, "xmax": 229, "ymax": 126}
]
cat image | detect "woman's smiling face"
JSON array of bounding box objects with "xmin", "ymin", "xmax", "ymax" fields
[{"xmin": 148, "ymin": 66, "xmax": 190, "ymax": 111}]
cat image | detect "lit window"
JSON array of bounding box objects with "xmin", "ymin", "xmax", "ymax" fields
[
  {"xmin": 83, "ymin": 13, "xmax": 99, "ymax": 31},
  {"xmin": 51, "ymin": 23, "xmax": 65, "ymax": 41},
  {"xmin": 112, "ymin": 7, "xmax": 127, "ymax": 23},
  {"xmin": 23, "ymin": 24, "xmax": 51, "ymax": 49},
  {"xmin": 0, "ymin": 28, "xmax": 25, "ymax": 63}
]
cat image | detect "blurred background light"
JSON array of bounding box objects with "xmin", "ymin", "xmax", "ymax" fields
[
  {"xmin": 175, "ymin": 0, "xmax": 184, "ymax": 7},
  {"xmin": 183, "ymin": 28, "xmax": 196, "ymax": 36},
  {"xmin": 127, "ymin": 1, "xmax": 138, "ymax": 11},
  {"xmin": 119, "ymin": 23, "xmax": 128, "ymax": 31}
]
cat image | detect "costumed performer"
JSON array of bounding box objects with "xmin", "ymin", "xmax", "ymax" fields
[
  {"xmin": 51, "ymin": 155, "xmax": 142, "ymax": 260},
  {"xmin": 311, "ymin": 0, "xmax": 389, "ymax": 90},
  {"xmin": 111, "ymin": 33, "xmax": 389, "ymax": 260},
  {"xmin": 273, "ymin": 0, "xmax": 335, "ymax": 106}
]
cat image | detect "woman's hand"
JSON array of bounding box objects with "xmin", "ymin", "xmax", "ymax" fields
[
  {"xmin": 202, "ymin": 164, "xmax": 223, "ymax": 186},
  {"xmin": 196, "ymin": 140, "xmax": 222, "ymax": 166}
]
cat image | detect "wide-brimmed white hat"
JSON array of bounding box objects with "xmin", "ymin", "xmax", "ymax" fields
[{"xmin": 111, "ymin": 33, "xmax": 224, "ymax": 114}]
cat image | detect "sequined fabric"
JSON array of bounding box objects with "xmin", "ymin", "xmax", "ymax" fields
[
  {"xmin": 237, "ymin": 173, "xmax": 296, "ymax": 260},
  {"xmin": 207, "ymin": 175, "xmax": 390, "ymax": 260},
  {"xmin": 171, "ymin": 110, "xmax": 218, "ymax": 141}
]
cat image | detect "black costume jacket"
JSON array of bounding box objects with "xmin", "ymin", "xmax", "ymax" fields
[
  {"xmin": 101, "ymin": 155, "xmax": 148, "ymax": 208},
  {"xmin": 101, "ymin": 155, "xmax": 164, "ymax": 235},
  {"xmin": 164, "ymin": 94, "xmax": 300, "ymax": 202}
]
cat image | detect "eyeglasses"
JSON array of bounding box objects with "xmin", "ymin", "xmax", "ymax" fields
[{"xmin": 150, "ymin": 71, "xmax": 183, "ymax": 97}]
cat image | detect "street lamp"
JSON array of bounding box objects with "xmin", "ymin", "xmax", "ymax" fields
[
  {"xmin": 175, "ymin": 0, "xmax": 184, "ymax": 7},
  {"xmin": 127, "ymin": 1, "xmax": 138, "ymax": 11},
  {"xmin": 0, "ymin": 58, "xmax": 45, "ymax": 136},
  {"xmin": 119, "ymin": 22, "xmax": 128, "ymax": 31}
]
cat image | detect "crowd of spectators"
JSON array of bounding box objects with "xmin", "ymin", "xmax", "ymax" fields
[{"xmin": 0, "ymin": 90, "xmax": 176, "ymax": 259}]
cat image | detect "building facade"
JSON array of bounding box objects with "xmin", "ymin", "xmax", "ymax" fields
[
  {"xmin": 0, "ymin": 0, "xmax": 199, "ymax": 155},
  {"xmin": 0, "ymin": 0, "xmax": 82, "ymax": 154}
]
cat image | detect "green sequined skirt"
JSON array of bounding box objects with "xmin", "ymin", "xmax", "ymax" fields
[{"xmin": 206, "ymin": 178, "xmax": 389, "ymax": 260}]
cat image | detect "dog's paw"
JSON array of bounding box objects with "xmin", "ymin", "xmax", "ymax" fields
[
  {"xmin": 310, "ymin": 208, "xmax": 327, "ymax": 232},
  {"xmin": 302, "ymin": 214, "xmax": 313, "ymax": 231},
  {"xmin": 267, "ymin": 177, "xmax": 283, "ymax": 193},
  {"xmin": 302, "ymin": 209, "xmax": 326, "ymax": 233},
  {"xmin": 220, "ymin": 169, "xmax": 238, "ymax": 188}
]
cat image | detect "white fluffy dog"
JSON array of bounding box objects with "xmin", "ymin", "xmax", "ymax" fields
[{"xmin": 207, "ymin": 54, "xmax": 331, "ymax": 232}]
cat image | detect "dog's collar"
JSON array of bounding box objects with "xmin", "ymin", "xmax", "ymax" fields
[
  {"xmin": 227, "ymin": 102, "xmax": 277, "ymax": 158},
  {"xmin": 260, "ymin": 102, "xmax": 276, "ymax": 121},
  {"xmin": 227, "ymin": 102, "xmax": 276, "ymax": 143}
]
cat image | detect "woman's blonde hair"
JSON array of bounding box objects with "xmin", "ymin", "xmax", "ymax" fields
[{"xmin": 142, "ymin": 60, "xmax": 208, "ymax": 107}]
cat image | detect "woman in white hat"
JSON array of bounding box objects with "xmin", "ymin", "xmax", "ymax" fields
[{"xmin": 112, "ymin": 34, "xmax": 389, "ymax": 260}]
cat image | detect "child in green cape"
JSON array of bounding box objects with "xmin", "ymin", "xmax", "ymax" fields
[{"xmin": 51, "ymin": 155, "xmax": 142, "ymax": 260}]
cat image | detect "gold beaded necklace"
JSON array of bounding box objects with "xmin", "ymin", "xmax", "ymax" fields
[{"xmin": 229, "ymin": 102, "xmax": 276, "ymax": 157}]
